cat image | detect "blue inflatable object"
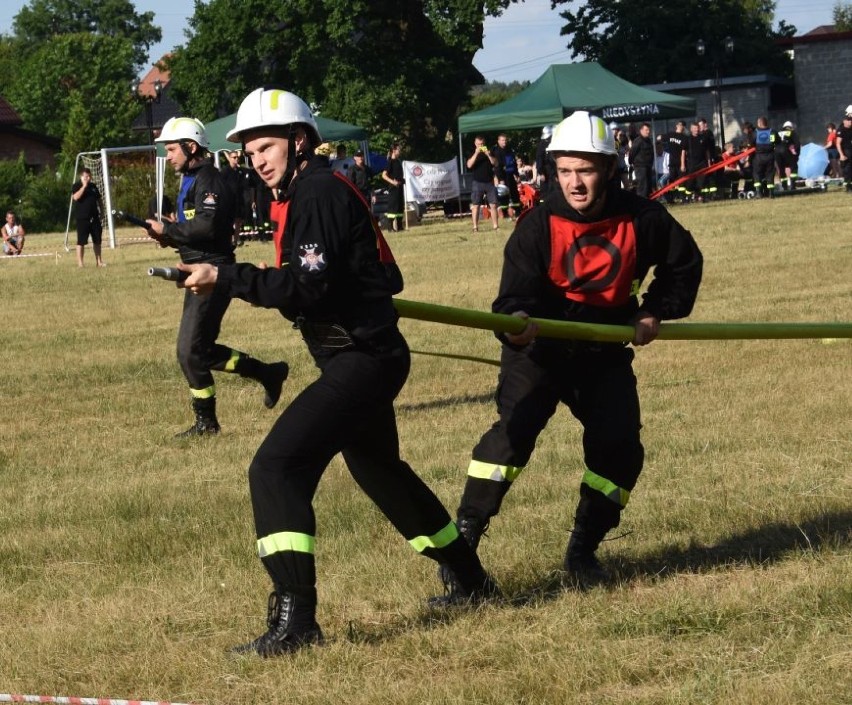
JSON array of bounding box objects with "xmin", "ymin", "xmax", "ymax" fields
[{"xmin": 797, "ymin": 143, "xmax": 829, "ymax": 179}]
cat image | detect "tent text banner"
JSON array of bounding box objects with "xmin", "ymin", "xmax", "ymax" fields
[{"xmin": 403, "ymin": 159, "xmax": 460, "ymax": 203}]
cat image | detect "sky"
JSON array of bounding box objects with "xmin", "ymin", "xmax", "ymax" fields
[{"xmin": 0, "ymin": 0, "xmax": 840, "ymax": 84}]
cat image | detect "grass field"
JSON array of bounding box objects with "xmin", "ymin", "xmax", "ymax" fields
[{"xmin": 1, "ymin": 191, "xmax": 850, "ymax": 705}]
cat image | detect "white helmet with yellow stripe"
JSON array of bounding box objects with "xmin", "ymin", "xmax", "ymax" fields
[
  {"xmin": 156, "ymin": 116, "xmax": 209, "ymax": 149},
  {"xmin": 226, "ymin": 87, "xmax": 322, "ymax": 147},
  {"xmin": 547, "ymin": 111, "xmax": 616, "ymax": 156}
]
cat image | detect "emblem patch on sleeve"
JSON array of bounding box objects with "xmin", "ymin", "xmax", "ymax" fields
[
  {"xmin": 299, "ymin": 244, "xmax": 327, "ymax": 272},
  {"xmin": 202, "ymin": 192, "xmax": 218, "ymax": 207}
]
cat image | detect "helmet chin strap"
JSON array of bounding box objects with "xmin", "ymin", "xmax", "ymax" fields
[{"xmin": 278, "ymin": 125, "xmax": 304, "ymax": 192}]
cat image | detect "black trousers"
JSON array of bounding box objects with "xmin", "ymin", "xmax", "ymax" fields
[
  {"xmin": 841, "ymin": 157, "xmax": 852, "ymax": 187},
  {"xmin": 753, "ymin": 152, "xmax": 776, "ymax": 191},
  {"xmin": 249, "ymin": 328, "xmax": 464, "ymax": 594},
  {"xmin": 633, "ymin": 164, "xmax": 653, "ymax": 199},
  {"xmin": 458, "ymin": 343, "xmax": 644, "ymax": 528},
  {"xmin": 176, "ymin": 288, "xmax": 238, "ymax": 392}
]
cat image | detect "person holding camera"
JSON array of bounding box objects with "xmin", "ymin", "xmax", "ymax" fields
[
  {"xmin": 71, "ymin": 167, "xmax": 105, "ymax": 268},
  {"xmin": 467, "ymin": 135, "xmax": 500, "ymax": 232}
]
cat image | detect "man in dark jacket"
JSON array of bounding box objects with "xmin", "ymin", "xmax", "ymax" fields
[
  {"xmin": 629, "ymin": 122, "xmax": 655, "ymax": 198},
  {"xmin": 437, "ymin": 111, "xmax": 703, "ymax": 590},
  {"xmin": 346, "ymin": 149, "xmax": 372, "ymax": 203},
  {"xmin": 146, "ymin": 117, "xmax": 287, "ymax": 437},
  {"xmin": 179, "ymin": 88, "xmax": 497, "ymax": 657}
]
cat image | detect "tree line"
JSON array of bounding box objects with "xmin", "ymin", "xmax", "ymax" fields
[{"xmin": 2, "ymin": 0, "xmax": 849, "ymax": 231}]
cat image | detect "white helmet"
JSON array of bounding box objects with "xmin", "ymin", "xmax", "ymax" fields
[
  {"xmin": 541, "ymin": 124, "xmax": 553, "ymax": 139},
  {"xmin": 227, "ymin": 87, "xmax": 321, "ymax": 145},
  {"xmin": 547, "ymin": 111, "xmax": 616, "ymax": 156},
  {"xmin": 156, "ymin": 117, "xmax": 209, "ymax": 149},
  {"xmin": 846, "ymin": 104, "xmax": 852, "ymax": 116}
]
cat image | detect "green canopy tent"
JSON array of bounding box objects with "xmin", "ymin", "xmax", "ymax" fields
[
  {"xmin": 458, "ymin": 62, "xmax": 696, "ymax": 135},
  {"xmin": 203, "ymin": 112, "xmax": 368, "ymax": 152}
]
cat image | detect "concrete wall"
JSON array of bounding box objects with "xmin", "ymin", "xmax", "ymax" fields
[
  {"xmin": 791, "ymin": 38, "xmax": 852, "ymax": 144},
  {"xmin": 649, "ymin": 80, "xmax": 796, "ymax": 148}
]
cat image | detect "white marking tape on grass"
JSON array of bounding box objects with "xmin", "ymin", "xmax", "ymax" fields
[
  {"xmin": 0, "ymin": 252, "xmax": 57, "ymax": 260},
  {"xmin": 0, "ymin": 695, "xmax": 199, "ymax": 705}
]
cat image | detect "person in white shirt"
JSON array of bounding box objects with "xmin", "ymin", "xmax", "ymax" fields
[{"xmin": 3, "ymin": 210, "xmax": 25, "ymax": 256}]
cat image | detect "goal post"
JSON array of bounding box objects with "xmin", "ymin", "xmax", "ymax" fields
[{"xmin": 64, "ymin": 145, "xmax": 158, "ymax": 251}]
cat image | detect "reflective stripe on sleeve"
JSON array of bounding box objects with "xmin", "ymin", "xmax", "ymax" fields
[
  {"xmin": 408, "ymin": 521, "xmax": 458, "ymax": 553},
  {"xmin": 190, "ymin": 385, "xmax": 216, "ymax": 399},
  {"xmin": 467, "ymin": 459, "xmax": 523, "ymax": 483},
  {"xmin": 257, "ymin": 531, "xmax": 315, "ymax": 558},
  {"xmin": 582, "ymin": 469, "xmax": 630, "ymax": 507}
]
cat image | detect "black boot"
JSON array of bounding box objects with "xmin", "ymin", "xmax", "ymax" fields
[
  {"xmin": 562, "ymin": 489, "xmax": 622, "ymax": 588},
  {"xmin": 430, "ymin": 517, "xmax": 500, "ymax": 607},
  {"xmin": 175, "ymin": 396, "xmax": 221, "ymax": 438},
  {"xmin": 563, "ymin": 528, "xmax": 610, "ymax": 589},
  {"xmin": 238, "ymin": 356, "xmax": 289, "ymax": 409},
  {"xmin": 231, "ymin": 590, "xmax": 323, "ymax": 657}
]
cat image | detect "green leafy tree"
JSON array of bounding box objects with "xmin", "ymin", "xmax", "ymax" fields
[
  {"xmin": 7, "ymin": 33, "xmax": 138, "ymax": 149},
  {"xmin": 553, "ymin": 0, "xmax": 796, "ymax": 84},
  {"xmin": 0, "ymin": 37, "xmax": 19, "ymax": 89},
  {"xmin": 834, "ymin": 2, "xmax": 852, "ymax": 30},
  {"xmin": 0, "ymin": 154, "xmax": 29, "ymax": 210},
  {"xmin": 166, "ymin": 0, "xmax": 515, "ymax": 160},
  {"xmin": 12, "ymin": 0, "xmax": 161, "ymax": 71}
]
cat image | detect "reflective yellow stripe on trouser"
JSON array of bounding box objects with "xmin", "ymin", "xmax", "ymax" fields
[
  {"xmin": 223, "ymin": 349, "xmax": 241, "ymax": 372},
  {"xmin": 257, "ymin": 531, "xmax": 315, "ymax": 558},
  {"xmin": 467, "ymin": 459, "xmax": 523, "ymax": 483},
  {"xmin": 408, "ymin": 521, "xmax": 458, "ymax": 553},
  {"xmin": 190, "ymin": 385, "xmax": 215, "ymax": 399},
  {"xmin": 582, "ymin": 469, "xmax": 630, "ymax": 507}
]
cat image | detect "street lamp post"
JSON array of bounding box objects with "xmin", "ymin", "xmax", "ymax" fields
[
  {"xmin": 131, "ymin": 78, "xmax": 163, "ymax": 145},
  {"xmin": 696, "ymin": 37, "xmax": 734, "ymax": 146}
]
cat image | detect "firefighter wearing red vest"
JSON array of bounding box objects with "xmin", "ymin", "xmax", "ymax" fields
[
  {"xmin": 437, "ymin": 111, "xmax": 703, "ymax": 592},
  {"xmin": 179, "ymin": 87, "xmax": 496, "ymax": 657}
]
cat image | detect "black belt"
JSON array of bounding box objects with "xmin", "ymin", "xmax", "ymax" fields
[{"xmin": 294, "ymin": 317, "xmax": 355, "ymax": 355}]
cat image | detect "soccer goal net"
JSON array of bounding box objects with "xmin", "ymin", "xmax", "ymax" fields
[{"xmin": 64, "ymin": 146, "xmax": 161, "ymax": 251}]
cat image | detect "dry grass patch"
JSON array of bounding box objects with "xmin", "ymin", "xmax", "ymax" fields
[{"xmin": 1, "ymin": 195, "xmax": 850, "ymax": 704}]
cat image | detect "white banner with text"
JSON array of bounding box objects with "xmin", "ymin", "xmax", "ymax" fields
[{"xmin": 402, "ymin": 159, "xmax": 460, "ymax": 203}]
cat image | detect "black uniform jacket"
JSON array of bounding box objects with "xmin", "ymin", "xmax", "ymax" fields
[
  {"xmin": 162, "ymin": 160, "xmax": 236, "ymax": 265},
  {"xmin": 216, "ymin": 156, "xmax": 402, "ymax": 341},
  {"xmin": 493, "ymin": 182, "xmax": 703, "ymax": 343}
]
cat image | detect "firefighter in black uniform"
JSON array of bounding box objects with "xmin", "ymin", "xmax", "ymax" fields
[
  {"xmin": 437, "ymin": 111, "xmax": 703, "ymax": 589},
  {"xmin": 146, "ymin": 117, "xmax": 288, "ymax": 437},
  {"xmin": 664, "ymin": 121, "xmax": 688, "ymax": 202},
  {"xmin": 179, "ymin": 88, "xmax": 497, "ymax": 657},
  {"xmin": 776, "ymin": 120, "xmax": 800, "ymax": 191},
  {"xmin": 752, "ymin": 116, "xmax": 780, "ymax": 198},
  {"xmin": 838, "ymin": 109, "xmax": 852, "ymax": 192}
]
